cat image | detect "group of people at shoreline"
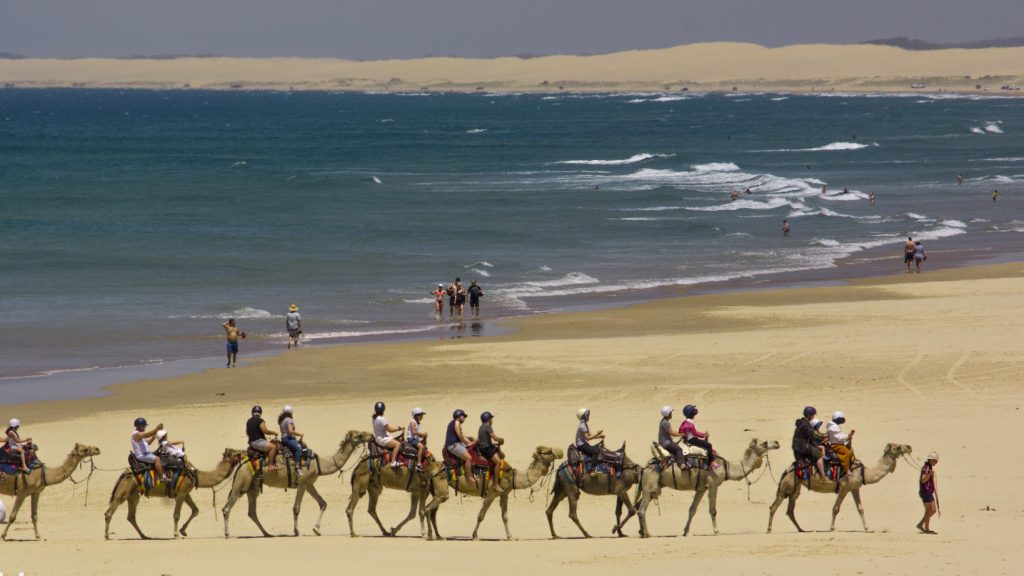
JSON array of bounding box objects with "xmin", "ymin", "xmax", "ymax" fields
[{"xmin": 432, "ymin": 277, "xmax": 484, "ymax": 320}]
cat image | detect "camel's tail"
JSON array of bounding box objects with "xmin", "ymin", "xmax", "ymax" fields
[{"xmin": 632, "ymin": 468, "xmax": 644, "ymax": 505}]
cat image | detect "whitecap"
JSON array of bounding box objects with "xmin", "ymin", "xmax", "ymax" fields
[
  {"xmin": 753, "ymin": 142, "xmax": 876, "ymax": 153},
  {"xmin": 770, "ymin": 97, "xmax": 789, "ymax": 101},
  {"xmin": 170, "ymin": 307, "xmax": 281, "ymax": 320},
  {"xmin": 941, "ymin": 219, "xmax": 967, "ymax": 228},
  {"xmin": 556, "ymin": 153, "xmax": 674, "ymax": 166},
  {"xmin": 691, "ymin": 162, "xmax": 740, "ymax": 172},
  {"xmin": 466, "ymin": 128, "xmax": 487, "ymax": 134},
  {"xmin": 984, "ymin": 122, "xmax": 1004, "ymax": 134},
  {"xmin": 905, "ymin": 213, "xmax": 932, "ymax": 221},
  {"xmin": 520, "ymin": 272, "xmax": 599, "ymax": 289},
  {"xmin": 970, "ymin": 127, "xmax": 986, "ymax": 134},
  {"xmin": 304, "ymin": 327, "xmax": 438, "ymax": 341},
  {"xmin": 469, "ymin": 268, "xmax": 491, "ymax": 278}
]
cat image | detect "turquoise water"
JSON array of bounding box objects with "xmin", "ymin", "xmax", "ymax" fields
[{"xmin": 1, "ymin": 89, "xmax": 1022, "ymax": 380}]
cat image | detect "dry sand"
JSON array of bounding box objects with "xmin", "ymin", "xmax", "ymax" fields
[
  {"xmin": 2, "ymin": 42, "xmax": 1024, "ymax": 94},
  {"xmin": 2, "ymin": 262, "xmax": 1022, "ymax": 574}
]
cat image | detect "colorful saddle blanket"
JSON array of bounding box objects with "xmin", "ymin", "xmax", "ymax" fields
[
  {"xmin": 0, "ymin": 446, "xmax": 40, "ymax": 475},
  {"xmin": 130, "ymin": 467, "xmax": 191, "ymax": 497},
  {"xmin": 441, "ymin": 444, "xmax": 495, "ymax": 470},
  {"xmin": 794, "ymin": 461, "xmax": 846, "ymax": 482},
  {"xmin": 366, "ymin": 442, "xmax": 433, "ymax": 473},
  {"xmin": 557, "ymin": 461, "xmax": 618, "ymax": 486}
]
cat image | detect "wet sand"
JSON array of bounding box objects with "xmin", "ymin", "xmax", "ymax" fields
[{"xmin": 3, "ymin": 262, "xmax": 1022, "ymax": 574}]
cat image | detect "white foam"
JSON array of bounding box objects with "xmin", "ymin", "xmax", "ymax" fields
[
  {"xmin": 915, "ymin": 226, "xmax": 968, "ymax": 241},
  {"xmin": 982, "ymin": 157, "xmax": 1024, "ymax": 162},
  {"xmin": 403, "ymin": 297, "xmax": 435, "ymax": 304},
  {"xmin": 689, "ymin": 197, "xmax": 794, "ymax": 212},
  {"xmin": 618, "ymin": 206, "xmax": 682, "ymax": 212},
  {"xmin": 691, "ymin": 162, "xmax": 740, "ymax": 172},
  {"xmin": 755, "ymin": 142, "xmax": 875, "ymax": 153},
  {"xmin": 556, "ymin": 153, "xmax": 674, "ymax": 166},
  {"xmin": 811, "ymin": 238, "xmax": 841, "ymax": 247},
  {"xmin": 371, "ymin": 176, "xmax": 382, "ymax": 184},
  {"xmin": 466, "ymin": 128, "xmax": 487, "ymax": 134},
  {"xmin": 726, "ymin": 232, "xmax": 753, "ymax": 238},
  {"xmin": 539, "ymin": 266, "xmax": 553, "ymax": 272},
  {"xmin": 970, "ymin": 127, "xmax": 986, "ymax": 134},
  {"xmin": 469, "ymin": 268, "xmax": 491, "ymax": 278},
  {"xmin": 941, "ymin": 219, "xmax": 967, "ymax": 228},
  {"xmin": 905, "ymin": 213, "xmax": 932, "ymax": 221},
  {"xmin": 464, "ymin": 261, "xmax": 494, "ymax": 268},
  {"xmin": 984, "ymin": 122, "xmax": 1004, "ymax": 134},
  {"xmin": 304, "ymin": 327, "xmax": 438, "ymax": 341},
  {"xmin": 520, "ymin": 272, "xmax": 599, "ymax": 289},
  {"xmin": 770, "ymin": 97, "xmax": 789, "ymax": 101},
  {"xmin": 170, "ymin": 307, "xmax": 281, "ymax": 320}
]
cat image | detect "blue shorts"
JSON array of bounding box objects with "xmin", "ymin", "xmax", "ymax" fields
[
  {"xmin": 920, "ymin": 492, "xmax": 934, "ymax": 504},
  {"xmin": 227, "ymin": 341, "xmax": 239, "ymax": 354}
]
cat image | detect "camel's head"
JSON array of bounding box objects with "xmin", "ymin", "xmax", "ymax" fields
[
  {"xmin": 533, "ymin": 446, "xmax": 563, "ymax": 467},
  {"xmin": 222, "ymin": 448, "xmax": 246, "ymax": 464},
  {"xmin": 342, "ymin": 429, "xmax": 375, "ymax": 448},
  {"xmin": 73, "ymin": 443, "xmax": 102, "ymax": 457},
  {"xmin": 885, "ymin": 443, "xmax": 913, "ymax": 458},
  {"xmin": 749, "ymin": 438, "xmax": 782, "ymax": 456}
]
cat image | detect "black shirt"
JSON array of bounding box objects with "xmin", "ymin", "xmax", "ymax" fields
[
  {"xmin": 247, "ymin": 416, "xmax": 266, "ymax": 443},
  {"xmin": 792, "ymin": 418, "xmax": 814, "ymax": 449}
]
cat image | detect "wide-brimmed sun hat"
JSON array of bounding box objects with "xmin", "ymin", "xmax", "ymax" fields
[{"xmin": 289, "ymin": 304, "xmax": 299, "ymax": 312}]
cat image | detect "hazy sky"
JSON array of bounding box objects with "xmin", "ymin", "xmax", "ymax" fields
[{"xmin": 3, "ymin": 1, "xmax": 1022, "ymax": 59}]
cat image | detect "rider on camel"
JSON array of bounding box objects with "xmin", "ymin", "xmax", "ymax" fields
[
  {"xmin": 658, "ymin": 406, "xmax": 687, "ymax": 467},
  {"xmin": 131, "ymin": 417, "xmax": 168, "ymax": 480},
  {"xmin": 406, "ymin": 408, "xmax": 428, "ymax": 471},
  {"xmin": 793, "ymin": 406, "xmax": 827, "ymax": 478},
  {"xmin": 156, "ymin": 429, "xmax": 195, "ymax": 471},
  {"xmin": 246, "ymin": 405, "xmax": 279, "ymax": 470},
  {"xmin": 446, "ymin": 409, "xmax": 476, "ymax": 482},
  {"xmin": 477, "ymin": 412, "xmax": 505, "ymax": 494},
  {"xmin": 827, "ymin": 411, "xmax": 855, "ymax": 473},
  {"xmin": 5, "ymin": 419, "xmax": 31, "ymax": 472},
  {"xmin": 372, "ymin": 402, "xmax": 403, "ymax": 468},
  {"xmin": 574, "ymin": 408, "xmax": 604, "ymax": 462},
  {"xmin": 278, "ymin": 405, "xmax": 305, "ymax": 476},
  {"xmin": 679, "ymin": 405, "xmax": 716, "ymax": 463}
]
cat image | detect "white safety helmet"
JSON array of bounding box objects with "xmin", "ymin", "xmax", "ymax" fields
[
  {"xmin": 660, "ymin": 406, "xmax": 673, "ymax": 418},
  {"xmin": 927, "ymin": 451, "xmax": 939, "ymax": 461},
  {"xmin": 9, "ymin": 418, "xmax": 20, "ymax": 428},
  {"xmin": 832, "ymin": 411, "xmax": 845, "ymax": 422},
  {"xmin": 412, "ymin": 407, "xmax": 426, "ymax": 417},
  {"xmin": 283, "ymin": 405, "xmax": 293, "ymax": 414},
  {"xmin": 576, "ymin": 408, "xmax": 590, "ymax": 421},
  {"xmin": 156, "ymin": 430, "xmax": 168, "ymax": 440}
]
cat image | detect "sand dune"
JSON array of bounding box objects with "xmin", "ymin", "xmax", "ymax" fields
[
  {"xmin": 2, "ymin": 263, "xmax": 1022, "ymax": 574},
  {"xmin": 2, "ymin": 42, "xmax": 1023, "ymax": 93}
]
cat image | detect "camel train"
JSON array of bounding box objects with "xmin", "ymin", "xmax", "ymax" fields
[{"xmin": 3, "ymin": 408, "xmax": 913, "ymax": 541}]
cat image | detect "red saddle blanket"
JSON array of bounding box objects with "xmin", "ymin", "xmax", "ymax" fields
[{"xmin": 441, "ymin": 444, "xmax": 494, "ymax": 470}]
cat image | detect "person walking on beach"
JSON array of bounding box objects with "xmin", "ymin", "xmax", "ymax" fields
[
  {"xmin": 468, "ymin": 280, "xmax": 484, "ymax": 316},
  {"xmin": 904, "ymin": 237, "xmax": 916, "ymax": 272},
  {"xmin": 447, "ymin": 278, "xmax": 461, "ymax": 317},
  {"xmin": 917, "ymin": 451, "xmax": 940, "ymax": 534},
  {"xmin": 433, "ymin": 284, "xmax": 446, "ymax": 319},
  {"xmin": 455, "ymin": 282, "xmax": 467, "ymax": 318},
  {"xmin": 223, "ymin": 319, "xmax": 245, "ymax": 367},
  {"xmin": 285, "ymin": 304, "xmax": 302, "ymax": 349},
  {"xmin": 913, "ymin": 241, "xmax": 927, "ymax": 273},
  {"xmin": 782, "ymin": 219, "xmax": 790, "ymax": 237}
]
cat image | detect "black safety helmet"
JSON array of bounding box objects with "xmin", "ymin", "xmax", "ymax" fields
[
  {"xmin": 134, "ymin": 417, "xmax": 147, "ymax": 428},
  {"xmin": 803, "ymin": 406, "xmax": 817, "ymax": 418},
  {"xmin": 481, "ymin": 411, "xmax": 494, "ymax": 422},
  {"xmin": 252, "ymin": 405, "xmax": 262, "ymax": 415},
  {"xmin": 683, "ymin": 405, "xmax": 698, "ymax": 419},
  {"xmin": 452, "ymin": 409, "xmax": 467, "ymax": 419},
  {"xmin": 374, "ymin": 401, "xmax": 386, "ymax": 416}
]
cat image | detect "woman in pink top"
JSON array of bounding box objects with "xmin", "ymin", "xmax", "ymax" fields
[
  {"xmin": 679, "ymin": 405, "xmax": 715, "ymax": 464},
  {"xmin": 917, "ymin": 451, "xmax": 940, "ymax": 534}
]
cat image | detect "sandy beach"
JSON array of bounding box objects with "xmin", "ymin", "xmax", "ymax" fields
[
  {"xmin": 2, "ymin": 42, "xmax": 1024, "ymax": 94},
  {"xmin": 2, "ymin": 262, "xmax": 1022, "ymax": 574}
]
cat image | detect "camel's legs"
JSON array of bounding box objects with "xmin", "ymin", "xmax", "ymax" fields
[
  {"xmin": 830, "ymin": 487, "xmax": 849, "ymax": 531},
  {"xmin": 104, "ymin": 479, "xmax": 129, "ymax": 540},
  {"xmin": 291, "ymin": 483, "xmax": 307, "ymax": 536},
  {"xmin": 364, "ymin": 484, "xmax": 390, "ymax": 536},
  {"xmin": 706, "ymin": 485, "xmax": 720, "ymax": 535},
  {"xmin": 305, "ymin": 482, "xmax": 328, "ymax": 536},
  {"xmin": 499, "ymin": 494, "xmax": 513, "ymax": 541},
  {"xmin": 785, "ymin": 486, "xmax": 804, "ymax": 532},
  {"xmin": 179, "ymin": 495, "xmax": 200, "ymax": 537},
  {"xmin": 30, "ymin": 492, "xmax": 42, "ymax": 540},
  {"xmin": 173, "ymin": 496, "xmax": 185, "ymax": 538},
  {"xmin": 683, "ymin": 487, "xmax": 706, "ymax": 536},
  {"xmin": 471, "ymin": 493, "xmax": 498, "ymax": 540},
  {"xmin": 344, "ymin": 476, "xmax": 368, "ymax": 537},
  {"xmin": 125, "ymin": 492, "xmax": 148, "ymax": 539},
  {"xmin": 613, "ymin": 490, "xmax": 638, "ymax": 537},
  {"xmin": 565, "ymin": 487, "xmax": 591, "ymax": 538},
  {"xmin": 544, "ymin": 483, "xmax": 568, "ymax": 539},
  {"xmin": 851, "ymin": 489, "xmax": 869, "ymax": 532},
  {"xmin": 427, "ymin": 507, "xmax": 443, "ymax": 541},
  {"xmin": 221, "ymin": 485, "xmax": 243, "ymax": 538},
  {"xmin": 389, "ymin": 491, "xmax": 420, "ymax": 537},
  {"xmin": 767, "ymin": 478, "xmax": 794, "ymax": 533},
  {"xmin": 635, "ymin": 483, "xmax": 658, "ymax": 538},
  {"xmin": 2, "ymin": 492, "xmax": 28, "ymax": 540},
  {"xmin": 245, "ymin": 487, "xmax": 272, "ymax": 537}
]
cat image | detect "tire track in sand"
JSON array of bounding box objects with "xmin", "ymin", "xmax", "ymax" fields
[{"xmin": 897, "ymin": 353, "xmax": 928, "ymax": 400}]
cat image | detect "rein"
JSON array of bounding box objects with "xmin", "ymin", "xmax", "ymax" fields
[
  {"xmin": 334, "ymin": 444, "xmax": 367, "ymax": 478},
  {"xmin": 66, "ymin": 455, "xmax": 98, "ymax": 507}
]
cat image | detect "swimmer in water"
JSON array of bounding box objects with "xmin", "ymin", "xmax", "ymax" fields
[{"xmin": 782, "ymin": 219, "xmax": 790, "ymax": 237}]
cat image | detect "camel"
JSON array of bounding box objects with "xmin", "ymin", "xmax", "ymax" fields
[
  {"xmin": 222, "ymin": 430, "xmax": 373, "ymax": 537},
  {"xmin": 767, "ymin": 442, "xmax": 913, "ymax": 533},
  {"xmin": 345, "ymin": 456, "xmax": 450, "ymax": 539},
  {"xmin": 427, "ymin": 445, "xmax": 563, "ymax": 540},
  {"xmin": 104, "ymin": 447, "xmax": 244, "ymax": 540},
  {"xmin": 546, "ymin": 448, "xmax": 642, "ymax": 539},
  {"xmin": 632, "ymin": 438, "xmax": 781, "ymax": 537},
  {"xmin": 0, "ymin": 442, "xmax": 101, "ymax": 541}
]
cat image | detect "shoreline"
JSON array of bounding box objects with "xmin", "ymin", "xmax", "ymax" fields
[
  {"xmin": 3, "ymin": 42, "xmax": 1023, "ymax": 95},
  {"xmin": 7, "ymin": 243, "xmax": 1022, "ymax": 420}
]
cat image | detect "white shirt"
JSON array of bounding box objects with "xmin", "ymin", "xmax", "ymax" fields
[
  {"xmin": 131, "ymin": 431, "xmax": 151, "ymax": 457},
  {"xmin": 827, "ymin": 421, "xmax": 848, "ymax": 445},
  {"xmin": 160, "ymin": 440, "xmax": 185, "ymax": 458},
  {"xmin": 406, "ymin": 419, "xmax": 420, "ymax": 442},
  {"xmin": 372, "ymin": 415, "xmax": 389, "ymax": 439}
]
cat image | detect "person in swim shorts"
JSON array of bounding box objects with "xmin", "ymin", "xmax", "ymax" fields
[
  {"xmin": 223, "ymin": 319, "xmax": 244, "ymax": 367},
  {"xmin": 904, "ymin": 237, "xmax": 915, "ymax": 272},
  {"xmin": 285, "ymin": 304, "xmax": 302, "ymax": 349},
  {"xmin": 917, "ymin": 452, "xmax": 940, "ymax": 533}
]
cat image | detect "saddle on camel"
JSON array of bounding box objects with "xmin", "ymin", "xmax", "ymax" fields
[
  {"xmin": 649, "ymin": 441, "xmax": 717, "ymax": 472},
  {"xmin": 127, "ymin": 443, "xmax": 196, "ymax": 498},
  {"xmin": 561, "ymin": 441, "xmax": 625, "ymax": 488},
  {"xmin": 0, "ymin": 442, "xmax": 41, "ymax": 478},
  {"xmin": 242, "ymin": 439, "xmax": 316, "ymax": 488},
  {"xmin": 366, "ymin": 434, "xmax": 431, "ymax": 474},
  {"xmin": 441, "ymin": 443, "xmax": 502, "ymax": 492}
]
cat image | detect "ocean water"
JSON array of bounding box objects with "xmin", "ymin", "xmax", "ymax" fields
[{"xmin": 1, "ymin": 89, "xmax": 1022, "ymax": 382}]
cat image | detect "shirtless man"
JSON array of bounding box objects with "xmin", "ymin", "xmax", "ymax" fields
[
  {"xmin": 904, "ymin": 237, "xmax": 916, "ymax": 272},
  {"xmin": 782, "ymin": 219, "xmax": 790, "ymax": 237},
  {"xmin": 223, "ymin": 319, "xmax": 245, "ymax": 367}
]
